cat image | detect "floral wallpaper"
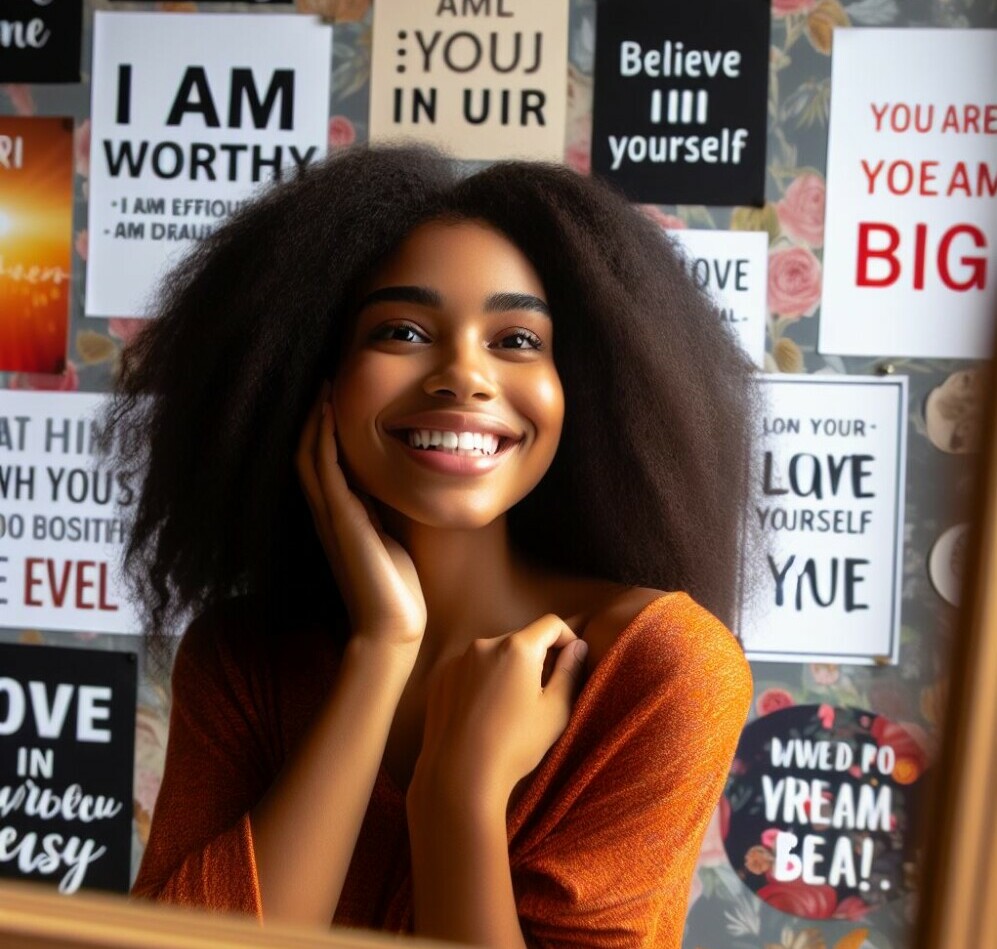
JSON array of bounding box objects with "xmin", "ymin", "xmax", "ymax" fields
[{"xmin": 0, "ymin": 1, "xmax": 993, "ymax": 947}]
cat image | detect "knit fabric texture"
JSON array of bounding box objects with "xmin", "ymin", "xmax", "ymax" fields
[{"xmin": 132, "ymin": 592, "xmax": 753, "ymax": 948}]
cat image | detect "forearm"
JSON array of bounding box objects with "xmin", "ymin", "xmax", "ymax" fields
[
  {"xmin": 408, "ymin": 789, "xmax": 527, "ymax": 949},
  {"xmin": 250, "ymin": 637, "xmax": 414, "ymax": 926}
]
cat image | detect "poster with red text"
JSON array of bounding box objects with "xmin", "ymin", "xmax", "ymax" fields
[
  {"xmin": 0, "ymin": 391, "xmax": 140, "ymax": 635},
  {"xmin": 820, "ymin": 29, "xmax": 997, "ymax": 359},
  {"xmin": 0, "ymin": 117, "xmax": 73, "ymax": 374}
]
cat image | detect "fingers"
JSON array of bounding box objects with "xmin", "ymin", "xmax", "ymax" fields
[
  {"xmin": 507, "ymin": 613, "xmax": 577, "ymax": 654},
  {"xmin": 544, "ymin": 638, "xmax": 589, "ymax": 707}
]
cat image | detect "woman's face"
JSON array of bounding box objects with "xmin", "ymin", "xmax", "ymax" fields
[{"xmin": 332, "ymin": 218, "xmax": 564, "ymax": 530}]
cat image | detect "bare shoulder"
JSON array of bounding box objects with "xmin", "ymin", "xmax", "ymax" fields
[
  {"xmin": 581, "ymin": 586, "xmax": 751, "ymax": 701},
  {"xmin": 580, "ymin": 585, "xmax": 672, "ymax": 668}
]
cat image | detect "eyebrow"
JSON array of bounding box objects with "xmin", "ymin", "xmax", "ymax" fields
[{"xmin": 358, "ymin": 285, "xmax": 551, "ymax": 318}]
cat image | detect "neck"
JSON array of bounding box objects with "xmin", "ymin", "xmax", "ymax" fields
[{"xmin": 378, "ymin": 507, "xmax": 574, "ymax": 660}]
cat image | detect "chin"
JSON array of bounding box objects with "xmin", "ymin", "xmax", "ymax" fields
[
  {"xmin": 390, "ymin": 502, "xmax": 505, "ymax": 533},
  {"xmin": 370, "ymin": 489, "xmax": 512, "ymax": 534}
]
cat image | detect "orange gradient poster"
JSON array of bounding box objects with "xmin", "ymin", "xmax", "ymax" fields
[{"xmin": 0, "ymin": 116, "xmax": 74, "ymax": 373}]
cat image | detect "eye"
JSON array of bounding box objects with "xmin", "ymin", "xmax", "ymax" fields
[
  {"xmin": 369, "ymin": 322, "xmax": 429, "ymax": 344},
  {"xmin": 494, "ymin": 328, "xmax": 544, "ymax": 351}
]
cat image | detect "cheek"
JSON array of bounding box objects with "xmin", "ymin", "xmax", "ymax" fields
[
  {"xmin": 536, "ymin": 372, "xmax": 565, "ymax": 444},
  {"xmin": 329, "ymin": 360, "xmax": 389, "ymax": 477}
]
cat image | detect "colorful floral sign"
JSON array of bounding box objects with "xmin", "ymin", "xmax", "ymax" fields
[{"xmin": 723, "ymin": 704, "xmax": 926, "ymax": 920}]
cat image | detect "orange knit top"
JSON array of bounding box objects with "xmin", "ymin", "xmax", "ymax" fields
[{"xmin": 132, "ymin": 592, "xmax": 753, "ymax": 947}]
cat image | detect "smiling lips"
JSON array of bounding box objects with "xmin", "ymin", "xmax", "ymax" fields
[{"xmin": 385, "ymin": 412, "xmax": 522, "ymax": 474}]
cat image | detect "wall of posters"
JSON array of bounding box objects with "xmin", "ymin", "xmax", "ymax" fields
[
  {"xmin": 0, "ymin": 642, "xmax": 137, "ymax": 894},
  {"xmin": 0, "ymin": 0, "xmax": 82, "ymax": 84},
  {"xmin": 0, "ymin": 116, "xmax": 74, "ymax": 374},
  {"xmin": 85, "ymin": 11, "xmax": 332, "ymax": 318},
  {"xmin": 723, "ymin": 704, "xmax": 926, "ymax": 920},
  {"xmin": 591, "ymin": 0, "xmax": 769, "ymax": 204},
  {"xmin": 0, "ymin": 3, "xmax": 986, "ymax": 944},
  {"xmin": 739, "ymin": 375, "xmax": 907, "ymax": 665},
  {"xmin": 820, "ymin": 29, "xmax": 997, "ymax": 359},
  {"xmin": 0, "ymin": 391, "xmax": 139, "ymax": 635},
  {"xmin": 369, "ymin": 0, "xmax": 569, "ymax": 161},
  {"xmin": 667, "ymin": 228, "xmax": 768, "ymax": 367}
]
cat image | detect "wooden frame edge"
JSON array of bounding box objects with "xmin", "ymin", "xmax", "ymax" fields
[{"xmin": 914, "ymin": 357, "xmax": 997, "ymax": 949}]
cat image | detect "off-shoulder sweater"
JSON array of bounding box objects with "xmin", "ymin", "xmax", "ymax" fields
[{"xmin": 132, "ymin": 592, "xmax": 753, "ymax": 948}]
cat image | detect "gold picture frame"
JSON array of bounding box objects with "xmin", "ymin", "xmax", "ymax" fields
[{"xmin": 914, "ymin": 354, "xmax": 997, "ymax": 949}]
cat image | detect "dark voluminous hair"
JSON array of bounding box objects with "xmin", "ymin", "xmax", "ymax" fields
[{"xmin": 100, "ymin": 145, "xmax": 761, "ymax": 654}]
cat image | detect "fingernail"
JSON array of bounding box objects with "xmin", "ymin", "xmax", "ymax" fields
[{"xmin": 574, "ymin": 640, "xmax": 589, "ymax": 661}]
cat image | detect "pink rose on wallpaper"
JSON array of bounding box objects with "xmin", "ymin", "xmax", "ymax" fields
[
  {"xmin": 776, "ymin": 173, "xmax": 826, "ymax": 248},
  {"xmin": 108, "ymin": 318, "xmax": 146, "ymax": 345},
  {"xmin": 638, "ymin": 205, "xmax": 687, "ymax": 230},
  {"xmin": 10, "ymin": 362, "xmax": 79, "ymax": 391},
  {"xmin": 761, "ymin": 827, "xmax": 781, "ymax": 849},
  {"xmin": 74, "ymin": 119, "xmax": 91, "ymax": 177},
  {"xmin": 565, "ymin": 118, "xmax": 592, "ymax": 175},
  {"xmin": 833, "ymin": 895, "xmax": 872, "ymax": 920},
  {"xmin": 768, "ymin": 245, "xmax": 822, "ymax": 319},
  {"xmin": 755, "ymin": 686, "xmax": 794, "ymax": 716},
  {"xmin": 2, "ymin": 84, "xmax": 35, "ymax": 116},
  {"xmin": 565, "ymin": 136, "xmax": 591, "ymax": 175},
  {"xmin": 772, "ymin": 0, "xmax": 818, "ymax": 16},
  {"xmin": 328, "ymin": 115, "xmax": 356, "ymax": 150},
  {"xmin": 817, "ymin": 703, "xmax": 835, "ymax": 729},
  {"xmin": 757, "ymin": 880, "xmax": 838, "ymax": 917}
]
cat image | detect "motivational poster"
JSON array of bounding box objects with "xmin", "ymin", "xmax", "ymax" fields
[
  {"xmin": 0, "ymin": 643, "xmax": 136, "ymax": 894},
  {"xmin": 0, "ymin": 391, "xmax": 141, "ymax": 635},
  {"xmin": 724, "ymin": 705, "xmax": 925, "ymax": 919},
  {"xmin": 86, "ymin": 12, "xmax": 332, "ymax": 318},
  {"xmin": 368, "ymin": 0, "xmax": 569, "ymax": 162},
  {"xmin": 667, "ymin": 228, "xmax": 768, "ymax": 366},
  {"xmin": 820, "ymin": 29, "xmax": 997, "ymax": 359},
  {"xmin": 0, "ymin": 116, "xmax": 74, "ymax": 374},
  {"xmin": 740, "ymin": 375, "xmax": 907, "ymax": 665},
  {"xmin": 591, "ymin": 0, "xmax": 769, "ymax": 205},
  {"xmin": 0, "ymin": 0, "xmax": 82, "ymax": 83}
]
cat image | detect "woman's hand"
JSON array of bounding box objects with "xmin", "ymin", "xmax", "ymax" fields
[
  {"xmin": 408, "ymin": 615, "xmax": 589, "ymax": 816},
  {"xmin": 295, "ymin": 383, "xmax": 427, "ymax": 652}
]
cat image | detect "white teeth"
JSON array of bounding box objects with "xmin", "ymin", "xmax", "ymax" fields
[{"xmin": 404, "ymin": 429, "xmax": 505, "ymax": 456}]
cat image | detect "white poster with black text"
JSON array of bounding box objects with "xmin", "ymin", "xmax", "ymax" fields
[
  {"xmin": 740, "ymin": 375, "xmax": 907, "ymax": 665},
  {"xmin": 86, "ymin": 12, "xmax": 332, "ymax": 318},
  {"xmin": 666, "ymin": 228, "xmax": 768, "ymax": 367}
]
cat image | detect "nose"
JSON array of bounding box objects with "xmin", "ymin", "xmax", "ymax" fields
[{"xmin": 422, "ymin": 335, "xmax": 498, "ymax": 402}]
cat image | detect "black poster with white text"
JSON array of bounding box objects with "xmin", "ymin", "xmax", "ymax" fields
[
  {"xmin": 0, "ymin": 0, "xmax": 83, "ymax": 83},
  {"xmin": 591, "ymin": 0, "xmax": 769, "ymax": 205},
  {"xmin": 0, "ymin": 644, "xmax": 137, "ymax": 894}
]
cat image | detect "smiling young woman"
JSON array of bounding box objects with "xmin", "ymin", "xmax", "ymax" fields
[{"xmin": 103, "ymin": 146, "xmax": 760, "ymax": 949}]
